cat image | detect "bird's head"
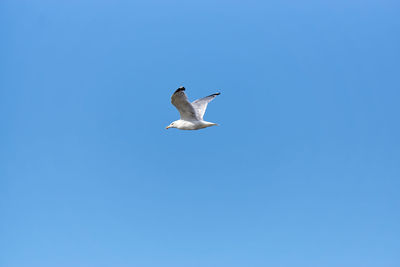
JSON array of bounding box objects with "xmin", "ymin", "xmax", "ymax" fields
[{"xmin": 166, "ymin": 121, "xmax": 178, "ymax": 129}]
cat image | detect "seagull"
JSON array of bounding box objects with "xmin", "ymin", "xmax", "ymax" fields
[{"xmin": 166, "ymin": 87, "xmax": 221, "ymax": 130}]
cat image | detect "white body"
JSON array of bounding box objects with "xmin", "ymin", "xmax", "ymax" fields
[
  {"xmin": 166, "ymin": 87, "xmax": 220, "ymax": 131},
  {"xmin": 170, "ymin": 120, "xmax": 218, "ymax": 130}
]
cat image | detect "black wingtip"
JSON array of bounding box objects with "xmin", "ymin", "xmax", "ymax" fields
[
  {"xmin": 174, "ymin": 86, "xmax": 185, "ymax": 93},
  {"xmin": 212, "ymin": 92, "xmax": 221, "ymax": 96}
]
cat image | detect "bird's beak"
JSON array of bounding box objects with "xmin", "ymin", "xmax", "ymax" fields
[{"xmin": 166, "ymin": 126, "xmax": 171, "ymax": 129}]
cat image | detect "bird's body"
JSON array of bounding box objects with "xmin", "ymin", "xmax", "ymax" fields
[
  {"xmin": 169, "ymin": 119, "xmax": 218, "ymax": 130},
  {"xmin": 166, "ymin": 87, "xmax": 220, "ymax": 130}
]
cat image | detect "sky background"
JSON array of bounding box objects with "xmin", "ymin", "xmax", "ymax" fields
[{"xmin": 1, "ymin": 0, "xmax": 400, "ymax": 267}]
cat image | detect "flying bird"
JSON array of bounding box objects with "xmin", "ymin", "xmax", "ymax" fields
[{"xmin": 166, "ymin": 87, "xmax": 221, "ymax": 130}]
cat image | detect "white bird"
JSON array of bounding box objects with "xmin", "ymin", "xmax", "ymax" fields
[{"xmin": 166, "ymin": 87, "xmax": 221, "ymax": 130}]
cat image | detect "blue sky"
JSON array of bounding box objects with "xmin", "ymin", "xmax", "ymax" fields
[{"xmin": 1, "ymin": 0, "xmax": 399, "ymax": 266}]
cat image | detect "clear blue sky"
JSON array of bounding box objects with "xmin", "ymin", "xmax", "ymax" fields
[{"xmin": 1, "ymin": 1, "xmax": 399, "ymax": 266}]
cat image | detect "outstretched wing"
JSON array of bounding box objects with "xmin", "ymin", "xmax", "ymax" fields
[
  {"xmin": 191, "ymin": 92, "xmax": 220, "ymax": 120},
  {"xmin": 171, "ymin": 87, "xmax": 198, "ymax": 120}
]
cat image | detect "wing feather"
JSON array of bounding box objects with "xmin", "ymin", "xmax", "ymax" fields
[
  {"xmin": 171, "ymin": 87, "xmax": 198, "ymax": 120},
  {"xmin": 191, "ymin": 92, "xmax": 220, "ymax": 120}
]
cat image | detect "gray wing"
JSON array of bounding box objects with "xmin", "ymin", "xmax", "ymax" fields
[
  {"xmin": 171, "ymin": 87, "xmax": 198, "ymax": 121},
  {"xmin": 191, "ymin": 92, "xmax": 220, "ymax": 120}
]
